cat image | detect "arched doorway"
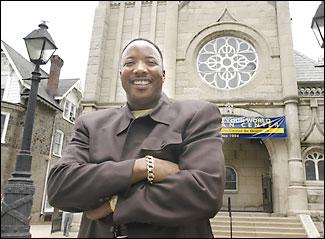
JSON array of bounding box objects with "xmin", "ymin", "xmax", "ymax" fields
[{"xmin": 221, "ymin": 138, "xmax": 271, "ymax": 212}]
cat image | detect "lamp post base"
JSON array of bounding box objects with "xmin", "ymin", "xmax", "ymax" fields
[{"xmin": 1, "ymin": 167, "xmax": 35, "ymax": 238}]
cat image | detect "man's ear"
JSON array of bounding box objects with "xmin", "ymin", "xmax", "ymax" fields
[{"xmin": 162, "ymin": 70, "xmax": 166, "ymax": 82}]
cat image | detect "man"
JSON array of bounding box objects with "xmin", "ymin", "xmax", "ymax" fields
[
  {"xmin": 47, "ymin": 38, "xmax": 225, "ymax": 238},
  {"xmin": 62, "ymin": 211, "xmax": 74, "ymax": 237}
]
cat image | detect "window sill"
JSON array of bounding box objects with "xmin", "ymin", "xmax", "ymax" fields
[
  {"xmin": 224, "ymin": 190, "xmax": 238, "ymax": 194},
  {"xmin": 63, "ymin": 117, "xmax": 75, "ymax": 124},
  {"xmin": 305, "ymin": 181, "xmax": 324, "ymax": 187}
]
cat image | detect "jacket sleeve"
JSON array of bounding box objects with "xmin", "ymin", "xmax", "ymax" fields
[
  {"xmin": 46, "ymin": 115, "xmax": 135, "ymax": 212},
  {"xmin": 113, "ymin": 103, "xmax": 225, "ymax": 225}
]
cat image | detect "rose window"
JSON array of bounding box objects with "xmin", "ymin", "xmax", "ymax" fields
[{"xmin": 197, "ymin": 37, "xmax": 258, "ymax": 90}]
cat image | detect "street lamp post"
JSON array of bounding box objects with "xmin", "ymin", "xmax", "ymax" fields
[
  {"xmin": 311, "ymin": 1, "xmax": 324, "ymax": 48},
  {"xmin": 1, "ymin": 22, "xmax": 57, "ymax": 238}
]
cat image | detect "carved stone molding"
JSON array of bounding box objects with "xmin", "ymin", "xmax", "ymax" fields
[
  {"xmin": 142, "ymin": 1, "xmax": 152, "ymax": 6},
  {"xmin": 110, "ymin": 2, "xmax": 121, "ymax": 7},
  {"xmin": 301, "ymin": 99, "xmax": 324, "ymax": 143},
  {"xmin": 125, "ymin": 2, "xmax": 135, "ymax": 7},
  {"xmin": 224, "ymin": 103, "xmax": 234, "ymax": 115},
  {"xmin": 298, "ymin": 86, "xmax": 324, "ymax": 97},
  {"xmin": 217, "ymin": 8, "xmax": 238, "ymax": 22}
]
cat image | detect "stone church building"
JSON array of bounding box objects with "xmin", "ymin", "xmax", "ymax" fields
[{"xmin": 80, "ymin": 0, "xmax": 323, "ymax": 229}]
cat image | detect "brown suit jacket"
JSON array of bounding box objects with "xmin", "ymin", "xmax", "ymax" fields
[{"xmin": 47, "ymin": 93, "xmax": 225, "ymax": 238}]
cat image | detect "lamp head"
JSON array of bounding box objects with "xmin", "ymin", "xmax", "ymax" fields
[
  {"xmin": 311, "ymin": 2, "xmax": 324, "ymax": 48},
  {"xmin": 24, "ymin": 21, "xmax": 57, "ymax": 64}
]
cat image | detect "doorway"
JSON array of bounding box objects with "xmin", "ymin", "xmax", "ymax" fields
[{"xmin": 222, "ymin": 138, "xmax": 271, "ymax": 211}]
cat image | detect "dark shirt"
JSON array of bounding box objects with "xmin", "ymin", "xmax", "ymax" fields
[{"xmin": 47, "ymin": 93, "xmax": 225, "ymax": 238}]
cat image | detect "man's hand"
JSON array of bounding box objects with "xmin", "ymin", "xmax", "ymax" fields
[
  {"xmin": 87, "ymin": 157, "xmax": 180, "ymax": 220},
  {"xmin": 85, "ymin": 202, "xmax": 112, "ymax": 220},
  {"xmin": 152, "ymin": 158, "xmax": 180, "ymax": 182},
  {"xmin": 132, "ymin": 157, "xmax": 180, "ymax": 184}
]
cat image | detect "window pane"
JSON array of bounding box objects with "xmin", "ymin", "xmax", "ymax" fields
[
  {"xmin": 70, "ymin": 104, "xmax": 76, "ymax": 116},
  {"xmin": 64, "ymin": 101, "xmax": 70, "ymax": 118},
  {"xmin": 53, "ymin": 143, "xmax": 59, "ymax": 155},
  {"xmin": 318, "ymin": 161, "xmax": 324, "ymax": 181},
  {"xmin": 226, "ymin": 167, "xmax": 237, "ymax": 190},
  {"xmin": 226, "ymin": 181, "xmax": 236, "ymax": 190},
  {"xmin": 53, "ymin": 131, "xmax": 63, "ymax": 155},
  {"xmin": 54, "ymin": 132, "xmax": 61, "ymax": 143},
  {"xmin": 305, "ymin": 160, "xmax": 316, "ymax": 180},
  {"xmin": 226, "ymin": 168, "xmax": 236, "ymax": 181},
  {"xmin": 70, "ymin": 104, "xmax": 76, "ymax": 122},
  {"xmin": 1, "ymin": 114, "xmax": 5, "ymax": 135},
  {"xmin": 44, "ymin": 195, "xmax": 54, "ymax": 212}
]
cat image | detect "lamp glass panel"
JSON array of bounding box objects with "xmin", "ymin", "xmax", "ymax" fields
[
  {"xmin": 312, "ymin": 17, "xmax": 324, "ymax": 47},
  {"xmin": 40, "ymin": 40, "xmax": 56, "ymax": 63},
  {"xmin": 24, "ymin": 38, "xmax": 45, "ymax": 61}
]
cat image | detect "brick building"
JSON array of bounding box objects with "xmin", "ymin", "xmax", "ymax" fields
[{"xmin": 1, "ymin": 40, "xmax": 83, "ymax": 222}]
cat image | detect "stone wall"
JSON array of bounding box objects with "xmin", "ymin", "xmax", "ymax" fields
[
  {"xmin": 298, "ymin": 92, "xmax": 324, "ymax": 218},
  {"xmin": 1, "ymin": 102, "xmax": 25, "ymax": 191}
]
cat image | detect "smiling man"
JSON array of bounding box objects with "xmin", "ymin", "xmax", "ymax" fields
[
  {"xmin": 120, "ymin": 39, "xmax": 165, "ymax": 111},
  {"xmin": 47, "ymin": 38, "xmax": 225, "ymax": 238}
]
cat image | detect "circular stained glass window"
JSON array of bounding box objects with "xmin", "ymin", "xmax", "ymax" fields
[{"xmin": 197, "ymin": 36, "xmax": 258, "ymax": 90}]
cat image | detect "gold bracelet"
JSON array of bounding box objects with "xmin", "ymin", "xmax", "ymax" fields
[{"xmin": 145, "ymin": 155, "xmax": 155, "ymax": 184}]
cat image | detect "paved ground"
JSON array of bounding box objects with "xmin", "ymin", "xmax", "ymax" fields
[{"xmin": 30, "ymin": 224, "xmax": 78, "ymax": 238}]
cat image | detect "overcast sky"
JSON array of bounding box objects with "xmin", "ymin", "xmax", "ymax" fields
[{"xmin": 1, "ymin": 1, "xmax": 323, "ymax": 90}]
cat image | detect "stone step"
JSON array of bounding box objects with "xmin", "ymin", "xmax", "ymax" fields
[
  {"xmin": 211, "ymin": 221, "xmax": 304, "ymax": 228},
  {"xmin": 217, "ymin": 211, "xmax": 274, "ymax": 217},
  {"xmin": 211, "ymin": 212, "xmax": 307, "ymax": 238},
  {"xmin": 212, "ymin": 225, "xmax": 305, "ymax": 233},
  {"xmin": 213, "ymin": 230, "xmax": 306, "ymax": 238},
  {"xmin": 211, "ymin": 216, "xmax": 300, "ymax": 223}
]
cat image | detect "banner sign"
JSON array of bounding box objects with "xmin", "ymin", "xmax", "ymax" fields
[{"xmin": 221, "ymin": 116, "xmax": 287, "ymax": 138}]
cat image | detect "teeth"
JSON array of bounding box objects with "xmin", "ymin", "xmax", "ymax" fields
[{"xmin": 133, "ymin": 80, "xmax": 150, "ymax": 85}]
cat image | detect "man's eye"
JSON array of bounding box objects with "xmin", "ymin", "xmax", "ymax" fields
[
  {"xmin": 124, "ymin": 62, "xmax": 134, "ymax": 66},
  {"xmin": 147, "ymin": 61, "xmax": 157, "ymax": 66}
]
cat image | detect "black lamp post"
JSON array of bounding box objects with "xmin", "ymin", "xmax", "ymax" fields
[
  {"xmin": 311, "ymin": 1, "xmax": 324, "ymax": 48},
  {"xmin": 1, "ymin": 21, "xmax": 57, "ymax": 238}
]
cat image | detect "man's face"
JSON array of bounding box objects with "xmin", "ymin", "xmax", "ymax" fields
[{"xmin": 120, "ymin": 40, "xmax": 165, "ymax": 110}]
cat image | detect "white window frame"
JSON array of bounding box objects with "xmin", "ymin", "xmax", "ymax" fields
[
  {"xmin": 52, "ymin": 129, "xmax": 64, "ymax": 157},
  {"xmin": 42, "ymin": 194, "xmax": 54, "ymax": 213},
  {"xmin": 304, "ymin": 151, "xmax": 324, "ymax": 181},
  {"xmin": 225, "ymin": 166, "xmax": 238, "ymax": 193},
  {"xmin": 1, "ymin": 111, "xmax": 10, "ymax": 144},
  {"xmin": 63, "ymin": 99, "xmax": 77, "ymax": 123}
]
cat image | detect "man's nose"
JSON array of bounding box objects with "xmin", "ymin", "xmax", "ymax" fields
[{"xmin": 134, "ymin": 61, "xmax": 148, "ymax": 74}]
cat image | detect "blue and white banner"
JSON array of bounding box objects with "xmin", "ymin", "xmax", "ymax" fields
[{"xmin": 221, "ymin": 116, "xmax": 287, "ymax": 139}]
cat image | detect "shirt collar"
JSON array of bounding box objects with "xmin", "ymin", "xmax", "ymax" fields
[
  {"xmin": 149, "ymin": 93, "xmax": 171, "ymax": 125},
  {"xmin": 116, "ymin": 93, "xmax": 171, "ymax": 135}
]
